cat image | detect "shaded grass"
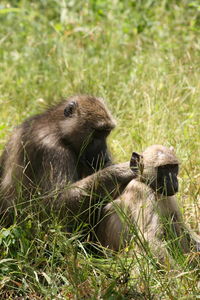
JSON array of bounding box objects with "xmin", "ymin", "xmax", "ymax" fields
[{"xmin": 0, "ymin": 0, "xmax": 200, "ymax": 298}]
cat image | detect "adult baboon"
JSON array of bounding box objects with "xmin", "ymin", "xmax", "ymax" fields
[
  {"xmin": 0, "ymin": 95, "xmax": 135, "ymax": 228},
  {"xmin": 96, "ymin": 145, "xmax": 200, "ymax": 264}
]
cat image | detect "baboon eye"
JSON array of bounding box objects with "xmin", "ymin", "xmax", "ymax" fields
[{"xmin": 64, "ymin": 101, "xmax": 76, "ymax": 117}]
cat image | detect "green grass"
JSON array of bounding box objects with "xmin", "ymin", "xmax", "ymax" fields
[{"xmin": 0, "ymin": 0, "xmax": 200, "ymax": 298}]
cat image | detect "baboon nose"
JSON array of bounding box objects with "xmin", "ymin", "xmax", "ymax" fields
[{"xmin": 174, "ymin": 181, "xmax": 178, "ymax": 193}]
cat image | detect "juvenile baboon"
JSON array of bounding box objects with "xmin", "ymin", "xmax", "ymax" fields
[
  {"xmin": 96, "ymin": 145, "xmax": 200, "ymax": 264},
  {"xmin": 0, "ymin": 95, "xmax": 135, "ymax": 228}
]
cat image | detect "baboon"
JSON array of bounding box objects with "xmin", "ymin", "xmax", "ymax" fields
[
  {"xmin": 96, "ymin": 145, "xmax": 200, "ymax": 264},
  {"xmin": 0, "ymin": 95, "xmax": 136, "ymax": 228}
]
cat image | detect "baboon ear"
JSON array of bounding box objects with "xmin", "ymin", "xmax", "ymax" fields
[
  {"xmin": 64, "ymin": 101, "xmax": 77, "ymax": 117},
  {"xmin": 130, "ymin": 152, "xmax": 142, "ymax": 172}
]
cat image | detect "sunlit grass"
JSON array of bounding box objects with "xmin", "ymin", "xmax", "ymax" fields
[{"xmin": 0, "ymin": 0, "xmax": 200, "ymax": 298}]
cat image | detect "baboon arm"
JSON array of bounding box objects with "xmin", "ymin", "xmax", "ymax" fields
[
  {"xmin": 159, "ymin": 196, "xmax": 200, "ymax": 253},
  {"xmin": 73, "ymin": 161, "xmax": 134, "ymax": 193},
  {"xmin": 186, "ymin": 229, "xmax": 200, "ymax": 252},
  {"xmin": 171, "ymin": 215, "xmax": 200, "ymax": 253},
  {"xmin": 57, "ymin": 162, "xmax": 135, "ymax": 220}
]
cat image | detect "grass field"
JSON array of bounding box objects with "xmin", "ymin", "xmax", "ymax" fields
[{"xmin": 0, "ymin": 0, "xmax": 200, "ymax": 299}]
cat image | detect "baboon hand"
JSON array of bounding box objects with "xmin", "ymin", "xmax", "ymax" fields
[{"xmin": 105, "ymin": 162, "xmax": 137, "ymax": 183}]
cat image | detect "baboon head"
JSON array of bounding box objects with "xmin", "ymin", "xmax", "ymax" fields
[
  {"xmin": 49, "ymin": 95, "xmax": 116, "ymax": 170},
  {"xmin": 130, "ymin": 145, "xmax": 179, "ymax": 196}
]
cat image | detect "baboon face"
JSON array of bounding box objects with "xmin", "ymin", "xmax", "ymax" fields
[
  {"xmin": 130, "ymin": 145, "xmax": 179, "ymax": 196},
  {"xmin": 55, "ymin": 95, "xmax": 116, "ymax": 170},
  {"xmin": 84, "ymin": 127, "xmax": 112, "ymax": 170},
  {"xmin": 152, "ymin": 163, "xmax": 179, "ymax": 196}
]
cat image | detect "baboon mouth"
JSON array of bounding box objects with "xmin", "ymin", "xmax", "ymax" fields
[
  {"xmin": 85, "ymin": 158, "xmax": 106, "ymax": 171},
  {"xmin": 157, "ymin": 188, "xmax": 178, "ymax": 196}
]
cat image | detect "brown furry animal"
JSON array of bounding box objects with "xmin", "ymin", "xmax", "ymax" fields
[
  {"xmin": 0, "ymin": 95, "xmax": 135, "ymax": 228},
  {"xmin": 96, "ymin": 145, "xmax": 200, "ymax": 264}
]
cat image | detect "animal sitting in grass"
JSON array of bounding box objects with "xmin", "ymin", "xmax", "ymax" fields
[{"xmin": 96, "ymin": 145, "xmax": 200, "ymax": 266}]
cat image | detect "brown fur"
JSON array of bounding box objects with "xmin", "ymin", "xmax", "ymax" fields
[
  {"xmin": 96, "ymin": 145, "xmax": 200, "ymax": 265},
  {"xmin": 0, "ymin": 95, "xmax": 135, "ymax": 227}
]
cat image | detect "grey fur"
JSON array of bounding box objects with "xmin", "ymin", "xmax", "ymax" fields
[{"xmin": 0, "ymin": 95, "xmax": 135, "ymax": 227}]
